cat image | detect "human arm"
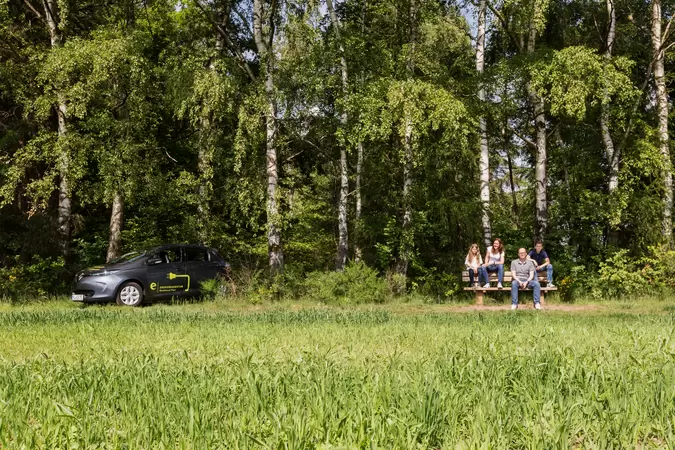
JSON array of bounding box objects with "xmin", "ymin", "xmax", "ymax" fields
[{"xmin": 541, "ymin": 251, "xmax": 550, "ymax": 268}]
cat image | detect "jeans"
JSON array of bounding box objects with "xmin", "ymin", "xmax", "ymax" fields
[
  {"xmin": 480, "ymin": 264, "xmax": 503, "ymax": 284},
  {"xmin": 468, "ymin": 268, "xmax": 486, "ymax": 285},
  {"xmin": 536, "ymin": 264, "xmax": 553, "ymax": 283},
  {"xmin": 511, "ymin": 279, "xmax": 541, "ymax": 305}
]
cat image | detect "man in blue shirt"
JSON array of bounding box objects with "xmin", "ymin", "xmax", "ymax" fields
[{"xmin": 527, "ymin": 240, "xmax": 554, "ymax": 287}]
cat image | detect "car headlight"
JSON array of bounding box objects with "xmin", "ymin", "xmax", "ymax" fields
[{"xmin": 87, "ymin": 270, "xmax": 120, "ymax": 277}]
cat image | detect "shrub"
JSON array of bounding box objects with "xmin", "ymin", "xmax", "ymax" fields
[
  {"xmin": 0, "ymin": 256, "xmax": 66, "ymax": 301},
  {"xmin": 303, "ymin": 262, "xmax": 389, "ymax": 305},
  {"xmin": 386, "ymin": 271, "xmax": 407, "ymax": 297},
  {"xmin": 593, "ymin": 250, "xmax": 651, "ymax": 298}
]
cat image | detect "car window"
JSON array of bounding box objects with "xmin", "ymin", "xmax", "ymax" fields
[
  {"xmin": 209, "ymin": 250, "xmax": 223, "ymax": 262},
  {"xmin": 184, "ymin": 247, "xmax": 208, "ymax": 262},
  {"xmin": 157, "ymin": 248, "xmax": 182, "ymax": 263},
  {"xmin": 109, "ymin": 250, "xmax": 147, "ymax": 264}
]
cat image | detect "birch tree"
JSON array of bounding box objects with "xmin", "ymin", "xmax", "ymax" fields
[
  {"xmin": 651, "ymin": 0, "xmax": 672, "ymax": 242},
  {"xmin": 254, "ymin": 0, "xmax": 284, "ymax": 274},
  {"xmin": 601, "ymin": 0, "xmax": 619, "ymax": 195},
  {"xmin": 41, "ymin": 0, "xmax": 72, "ymax": 257},
  {"xmin": 326, "ymin": 0, "xmax": 350, "ymax": 271},
  {"xmin": 527, "ymin": 1, "xmax": 548, "ymax": 241},
  {"xmin": 396, "ymin": 0, "xmax": 418, "ymax": 277},
  {"xmin": 476, "ymin": 0, "xmax": 492, "ymax": 248}
]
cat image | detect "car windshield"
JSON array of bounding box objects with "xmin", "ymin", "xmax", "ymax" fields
[{"xmin": 108, "ymin": 250, "xmax": 147, "ymax": 264}]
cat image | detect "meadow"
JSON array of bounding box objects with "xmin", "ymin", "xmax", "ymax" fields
[{"xmin": 0, "ymin": 300, "xmax": 674, "ymax": 448}]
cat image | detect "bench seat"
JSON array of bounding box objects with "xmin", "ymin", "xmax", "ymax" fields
[{"xmin": 461, "ymin": 271, "xmax": 557, "ymax": 306}]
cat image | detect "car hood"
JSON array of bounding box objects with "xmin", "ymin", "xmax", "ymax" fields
[{"xmin": 78, "ymin": 260, "xmax": 141, "ymax": 277}]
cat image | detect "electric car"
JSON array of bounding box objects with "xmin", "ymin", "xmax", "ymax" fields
[{"xmin": 71, "ymin": 244, "xmax": 228, "ymax": 306}]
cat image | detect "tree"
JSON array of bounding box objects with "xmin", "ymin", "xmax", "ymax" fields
[
  {"xmin": 476, "ymin": 0, "xmax": 492, "ymax": 248},
  {"xmin": 254, "ymin": 0, "xmax": 284, "ymax": 274},
  {"xmin": 651, "ymin": 0, "xmax": 672, "ymax": 242},
  {"xmin": 326, "ymin": 0, "xmax": 350, "ymax": 271}
]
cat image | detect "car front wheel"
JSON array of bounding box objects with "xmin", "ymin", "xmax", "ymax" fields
[{"xmin": 116, "ymin": 282, "xmax": 144, "ymax": 307}]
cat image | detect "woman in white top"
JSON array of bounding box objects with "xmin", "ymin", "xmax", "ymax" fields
[
  {"xmin": 464, "ymin": 243, "xmax": 485, "ymax": 286},
  {"xmin": 481, "ymin": 238, "xmax": 505, "ymax": 288}
]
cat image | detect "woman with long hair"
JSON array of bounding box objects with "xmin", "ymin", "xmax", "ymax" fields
[
  {"xmin": 464, "ymin": 243, "xmax": 485, "ymax": 287},
  {"xmin": 480, "ymin": 238, "xmax": 505, "ymax": 288}
]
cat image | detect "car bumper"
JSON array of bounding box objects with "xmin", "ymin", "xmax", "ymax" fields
[{"xmin": 72, "ymin": 276, "xmax": 121, "ymax": 303}]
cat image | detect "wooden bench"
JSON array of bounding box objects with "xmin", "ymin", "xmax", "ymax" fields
[{"xmin": 461, "ymin": 271, "xmax": 557, "ymax": 306}]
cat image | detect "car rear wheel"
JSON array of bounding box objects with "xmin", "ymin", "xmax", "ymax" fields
[{"xmin": 116, "ymin": 282, "xmax": 144, "ymax": 307}]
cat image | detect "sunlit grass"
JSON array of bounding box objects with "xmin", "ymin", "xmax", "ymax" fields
[{"xmin": 0, "ymin": 303, "xmax": 674, "ymax": 447}]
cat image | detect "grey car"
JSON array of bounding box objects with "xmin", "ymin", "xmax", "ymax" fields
[{"xmin": 71, "ymin": 244, "xmax": 228, "ymax": 306}]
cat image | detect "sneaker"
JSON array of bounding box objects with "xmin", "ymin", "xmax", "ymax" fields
[
  {"xmin": 497, "ymin": 283, "xmax": 503, "ymax": 289},
  {"xmin": 511, "ymin": 304, "xmax": 518, "ymax": 310},
  {"xmin": 534, "ymin": 303, "xmax": 542, "ymax": 310},
  {"xmin": 548, "ymin": 283, "xmax": 555, "ymax": 288},
  {"xmin": 483, "ymin": 283, "xmax": 490, "ymax": 288}
]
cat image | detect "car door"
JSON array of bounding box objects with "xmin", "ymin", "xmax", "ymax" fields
[
  {"xmin": 184, "ymin": 246, "xmax": 219, "ymax": 296},
  {"xmin": 145, "ymin": 247, "xmax": 189, "ymax": 299}
]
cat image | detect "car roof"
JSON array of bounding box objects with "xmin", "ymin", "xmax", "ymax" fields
[{"xmin": 151, "ymin": 244, "xmax": 216, "ymax": 251}]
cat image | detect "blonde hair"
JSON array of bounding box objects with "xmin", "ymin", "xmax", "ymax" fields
[{"xmin": 466, "ymin": 243, "xmax": 481, "ymax": 264}]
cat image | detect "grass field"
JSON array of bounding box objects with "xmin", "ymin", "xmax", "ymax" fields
[{"xmin": 0, "ymin": 299, "xmax": 674, "ymax": 448}]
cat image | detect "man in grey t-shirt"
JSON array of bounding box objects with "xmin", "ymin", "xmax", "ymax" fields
[{"xmin": 510, "ymin": 248, "xmax": 541, "ymax": 310}]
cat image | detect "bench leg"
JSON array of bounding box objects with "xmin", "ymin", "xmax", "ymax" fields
[
  {"xmin": 475, "ymin": 290, "xmax": 484, "ymax": 306},
  {"xmin": 540, "ymin": 293, "xmax": 545, "ymax": 306}
]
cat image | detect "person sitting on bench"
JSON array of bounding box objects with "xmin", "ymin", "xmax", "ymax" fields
[
  {"xmin": 464, "ymin": 243, "xmax": 486, "ymax": 287},
  {"xmin": 527, "ymin": 240, "xmax": 554, "ymax": 287},
  {"xmin": 510, "ymin": 248, "xmax": 542, "ymax": 310},
  {"xmin": 480, "ymin": 238, "xmax": 505, "ymax": 288}
]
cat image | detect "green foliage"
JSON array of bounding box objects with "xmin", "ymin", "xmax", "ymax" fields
[
  {"xmin": 560, "ymin": 248, "xmax": 675, "ymax": 300},
  {"xmin": 304, "ymin": 262, "xmax": 389, "ymax": 305},
  {"xmin": 532, "ymin": 47, "xmax": 638, "ymax": 122},
  {"xmin": 0, "ymin": 256, "xmax": 66, "ymax": 300},
  {"xmin": 0, "ymin": 0, "xmax": 671, "ymax": 300}
]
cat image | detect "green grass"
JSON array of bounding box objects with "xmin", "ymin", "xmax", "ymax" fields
[{"xmin": 1, "ymin": 301, "xmax": 675, "ymax": 448}]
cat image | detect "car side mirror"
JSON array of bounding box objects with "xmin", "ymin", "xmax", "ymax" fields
[{"xmin": 147, "ymin": 257, "xmax": 163, "ymax": 266}]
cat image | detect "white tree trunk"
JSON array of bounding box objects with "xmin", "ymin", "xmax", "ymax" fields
[
  {"xmin": 44, "ymin": 0, "xmax": 71, "ymax": 257},
  {"xmin": 354, "ymin": 0, "xmax": 367, "ymax": 263},
  {"xmin": 532, "ymin": 93, "xmax": 547, "ymax": 241},
  {"xmin": 106, "ymin": 191, "xmax": 124, "ymax": 262},
  {"xmin": 197, "ymin": 132, "xmax": 212, "ymax": 245},
  {"xmin": 354, "ymin": 141, "xmax": 363, "ymax": 262},
  {"xmin": 396, "ymin": 0, "xmax": 417, "ymax": 276},
  {"xmin": 396, "ymin": 114, "xmax": 414, "ymax": 276},
  {"xmin": 652, "ymin": 0, "xmax": 673, "ymax": 241},
  {"xmin": 527, "ymin": 14, "xmax": 548, "ymax": 241},
  {"xmin": 477, "ymin": 0, "xmax": 492, "ymax": 248},
  {"xmin": 254, "ymin": 0, "xmax": 283, "ymax": 274},
  {"xmin": 602, "ymin": 0, "xmax": 619, "ymax": 194},
  {"xmin": 326, "ymin": 0, "xmax": 350, "ymax": 270}
]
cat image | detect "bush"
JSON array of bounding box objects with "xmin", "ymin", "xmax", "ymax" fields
[
  {"xmin": 559, "ymin": 248, "xmax": 675, "ymax": 300},
  {"xmin": 0, "ymin": 256, "xmax": 67, "ymax": 301},
  {"xmin": 303, "ymin": 262, "xmax": 389, "ymax": 305}
]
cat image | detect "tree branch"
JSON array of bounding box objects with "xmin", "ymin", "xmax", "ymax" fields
[
  {"xmin": 23, "ymin": 0, "xmax": 44, "ymax": 21},
  {"xmin": 508, "ymin": 124, "xmax": 536, "ymax": 148},
  {"xmin": 616, "ymin": 58, "xmax": 654, "ymax": 154},
  {"xmin": 485, "ymin": 1, "xmax": 523, "ymax": 52},
  {"xmin": 192, "ymin": 0, "xmax": 257, "ymax": 83}
]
